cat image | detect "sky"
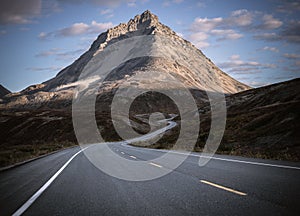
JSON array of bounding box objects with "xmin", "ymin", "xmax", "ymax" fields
[{"xmin": 0, "ymin": 0, "xmax": 299, "ymax": 92}]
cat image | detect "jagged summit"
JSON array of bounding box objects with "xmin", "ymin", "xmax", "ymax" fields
[{"xmin": 42, "ymin": 10, "xmax": 187, "ymax": 92}]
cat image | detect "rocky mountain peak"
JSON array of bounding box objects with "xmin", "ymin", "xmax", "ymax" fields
[{"xmin": 127, "ymin": 10, "xmax": 159, "ymax": 31}]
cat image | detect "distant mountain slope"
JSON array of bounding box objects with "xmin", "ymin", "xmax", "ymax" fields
[
  {"xmin": 135, "ymin": 78, "xmax": 300, "ymax": 161},
  {"xmin": 0, "ymin": 85, "xmax": 11, "ymax": 98}
]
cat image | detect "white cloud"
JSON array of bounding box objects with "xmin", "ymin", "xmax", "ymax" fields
[
  {"xmin": 260, "ymin": 14, "xmax": 283, "ymax": 29},
  {"xmin": 188, "ymin": 32, "xmax": 209, "ymax": 48},
  {"xmin": 217, "ymin": 55, "xmax": 276, "ymax": 75},
  {"xmin": 39, "ymin": 21, "xmax": 113, "ymax": 39},
  {"xmin": 0, "ymin": 30, "xmax": 7, "ymax": 35},
  {"xmin": 229, "ymin": 9, "xmax": 253, "ymax": 26},
  {"xmin": 191, "ymin": 17, "xmax": 223, "ymax": 32},
  {"xmin": 211, "ymin": 29, "xmax": 243, "ymax": 40},
  {"xmin": 0, "ymin": 0, "xmax": 41, "ymax": 24},
  {"xmin": 60, "ymin": 22, "xmax": 89, "ymax": 36}
]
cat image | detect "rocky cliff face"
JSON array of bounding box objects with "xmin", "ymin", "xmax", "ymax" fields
[{"xmin": 0, "ymin": 10, "xmax": 249, "ymax": 109}]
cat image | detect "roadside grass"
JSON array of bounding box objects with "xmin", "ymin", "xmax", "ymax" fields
[{"xmin": 0, "ymin": 141, "xmax": 77, "ymax": 168}]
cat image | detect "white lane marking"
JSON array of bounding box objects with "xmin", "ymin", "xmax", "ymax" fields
[
  {"xmin": 149, "ymin": 162, "xmax": 162, "ymax": 168},
  {"xmin": 130, "ymin": 155, "xmax": 137, "ymax": 159},
  {"xmin": 12, "ymin": 147, "xmax": 89, "ymax": 216},
  {"xmin": 122, "ymin": 143, "xmax": 300, "ymax": 170},
  {"xmin": 200, "ymin": 180, "xmax": 247, "ymax": 196},
  {"xmin": 198, "ymin": 155, "xmax": 300, "ymax": 170},
  {"xmin": 121, "ymin": 152, "xmax": 125, "ymax": 154}
]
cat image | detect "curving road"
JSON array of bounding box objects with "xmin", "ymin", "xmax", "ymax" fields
[{"xmin": 0, "ymin": 122, "xmax": 300, "ymax": 215}]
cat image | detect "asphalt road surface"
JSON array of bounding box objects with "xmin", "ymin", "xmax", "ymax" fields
[{"xmin": 1, "ymin": 140, "xmax": 300, "ymax": 216}]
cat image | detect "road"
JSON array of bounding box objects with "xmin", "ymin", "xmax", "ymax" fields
[
  {"xmin": 1, "ymin": 144, "xmax": 300, "ymax": 215},
  {"xmin": 0, "ymin": 119, "xmax": 300, "ymax": 215}
]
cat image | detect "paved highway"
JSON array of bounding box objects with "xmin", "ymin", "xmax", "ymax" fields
[{"xmin": 1, "ymin": 140, "xmax": 300, "ymax": 215}]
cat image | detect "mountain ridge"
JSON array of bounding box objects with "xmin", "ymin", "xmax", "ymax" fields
[{"xmin": 0, "ymin": 85, "xmax": 11, "ymax": 98}]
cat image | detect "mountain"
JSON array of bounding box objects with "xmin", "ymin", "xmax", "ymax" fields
[
  {"xmin": 0, "ymin": 10, "xmax": 249, "ymax": 110},
  {"xmin": 0, "ymin": 85, "xmax": 11, "ymax": 98},
  {"xmin": 139, "ymin": 78, "xmax": 300, "ymax": 161}
]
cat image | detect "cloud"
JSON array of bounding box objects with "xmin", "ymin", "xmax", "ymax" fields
[
  {"xmin": 39, "ymin": 21, "xmax": 113, "ymax": 39},
  {"xmin": 35, "ymin": 48, "xmax": 61, "ymax": 57},
  {"xmin": 55, "ymin": 0, "xmax": 122, "ymax": 7},
  {"xmin": 261, "ymin": 46, "xmax": 279, "ymax": 52},
  {"xmin": 229, "ymin": 9, "xmax": 253, "ymax": 26},
  {"xmin": 254, "ymin": 21, "xmax": 300, "ymax": 43},
  {"xmin": 191, "ymin": 17, "xmax": 223, "ymax": 32},
  {"xmin": 0, "ymin": 0, "xmax": 41, "ymax": 25},
  {"xmin": 189, "ymin": 9, "xmax": 285, "ymax": 48},
  {"xmin": 188, "ymin": 9, "xmax": 256, "ymax": 47},
  {"xmin": 26, "ymin": 66, "xmax": 62, "ymax": 72},
  {"xmin": 35, "ymin": 48, "xmax": 85, "ymax": 61},
  {"xmin": 191, "ymin": 9, "xmax": 253, "ymax": 32},
  {"xmin": 127, "ymin": 0, "xmax": 136, "ymax": 7},
  {"xmin": 246, "ymin": 81, "xmax": 271, "ymax": 87},
  {"xmin": 260, "ymin": 14, "xmax": 283, "ymax": 30},
  {"xmin": 100, "ymin": 8, "xmax": 114, "ymax": 15},
  {"xmin": 277, "ymin": 1, "xmax": 300, "ymax": 13},
  {"xmin": 253, "ymin": 32, "xmax": 278, "ymax": 41},
  {"xmin": 217, "ymin": 55, "xmax": 276, "ymax": 74},
  {"xmin": 187, "ymin": 32, "xmax": 209, "ymax": 48},
  {"xmin": 211, "ymin": 29, "xmax": 243, "ymax": 40},
  {"xmin": 163, "ymin": 0, "xmax": 184, "ymax": 7},
  {"xmin": 280, "ymin": 20, "xmax": 300, "ymax": 43},
  {"xmin": 283, "ymin": 53, "xmax": 300, "ymax": 59},
  {"xmin": 0, "ymin": 30, "xmax": 7, "ymax": 35}
]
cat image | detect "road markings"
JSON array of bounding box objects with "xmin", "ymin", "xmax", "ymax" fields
[
  {"xmin": 130, "ymin": 155, "xmax": 137, "ymax": 159},
  {"xmin": 12, "ymin": 147, "xmax": 89, "ymax": 216},
  {"xmin": 198, "ymin": 156, "xmax": 300, "ymax": 170},
  {"xmin": 149, "ymin": 162, "xmax": 162, "ymax": 168},
  {"xmin": 122, "ymin": 144, "xmax": 300, "ymax": 170},
  {"xmin": 200, "ymin": 180, "xmax": 247, "ymax": 196},
  {"xmin": 121, "ymin": 152, "xmax": 125, "ymax": 154}
]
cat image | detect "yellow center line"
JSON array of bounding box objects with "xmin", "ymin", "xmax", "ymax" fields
[
  {"xmin": 149, "ymin": 162, "xmax": 162, "ymax": 168},
  {"xmin": 200, "ymin": 180, "xmax": 247, "ymax": 196},
  {"xmin": 130, "ymin": 155, "xmax": 137, "ymax": 159}
]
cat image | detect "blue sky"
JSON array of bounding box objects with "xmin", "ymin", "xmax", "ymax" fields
[{"xmin": 0, "ymin": 0, "xmax": 299, "ymax": 92}]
